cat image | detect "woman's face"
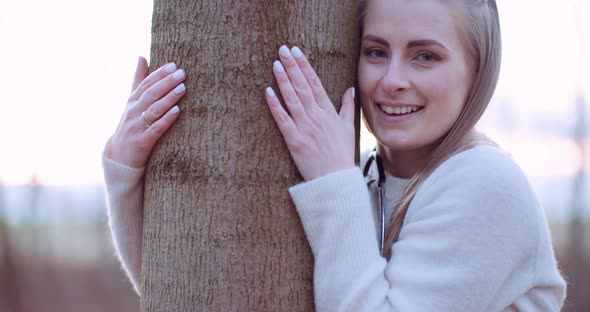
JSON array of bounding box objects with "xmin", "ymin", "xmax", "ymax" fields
[{"xmin": 359, "ymin": 0, "xmax": 474, "ymax": 157}]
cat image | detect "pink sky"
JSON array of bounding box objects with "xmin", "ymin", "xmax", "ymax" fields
[{"xmin": 0, "ymin": 0, "xmax": 588, "ymax": 185}]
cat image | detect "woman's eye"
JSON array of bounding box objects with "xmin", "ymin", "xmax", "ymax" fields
[
  {"xmin": 415, "ymin": 52, "xmax": 440, "ymax": 63},
  {"xmin": 365, "ymin": 48, "xmax": 387, "ymax": 59}
]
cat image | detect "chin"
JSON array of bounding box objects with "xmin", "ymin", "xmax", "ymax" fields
[
  {"xmin": 376, "ymin": 129, "xmax": 441, "ymax": 152},
  {"xmin": 376, "ymin": 136, "xmax": 421, "ymax": 151}
]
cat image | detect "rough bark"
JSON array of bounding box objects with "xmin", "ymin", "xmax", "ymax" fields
[{"xmin": 142, "ymin": 1, "xmax": 358, "ymax": 311}]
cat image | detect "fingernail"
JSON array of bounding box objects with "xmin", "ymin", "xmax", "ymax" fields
[
  {"xmin": 173, "ymin": 83, "xmax": 185, "ymax": 95},
  {"xmin": 165, "ymin": 63, "xmax": 177, "ymax": 73},
  {"xmin": 273, "ymin": 61, "xmax": 285, "ymax": 73},
  {"xmin": 170, "ymin": 106, "xmax": 180, "ymax": 114},
  {"xmin": 351, "ymin": 88, "xmax": 355, "ymax": 99},
  {"xmin": 291, "ymin": 46, "xmax": 303, "ymax": 59},
  {"xmin": 266, "ymin": 87, "xmax": 276, "ymax": 97},
  {"xmin": 173, "ymin": 69, "xmax": 185, "ymax": 80},
  {"xmin": 279, "ymin": 45, "xmax": 290, "ymax": 58}
]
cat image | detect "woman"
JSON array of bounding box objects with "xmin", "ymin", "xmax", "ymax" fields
[{"xmin": 103, "ymin": 0, "xmax": 566, "ymax": 310}]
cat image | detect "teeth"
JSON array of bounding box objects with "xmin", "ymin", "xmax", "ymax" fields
[
  {"xmin": 380, "ymin": 105, "xmax": 420, "ymax": 115},
  {"xmin": 381, "ymin": 106, "xmax": 395, "ymax": 114}
]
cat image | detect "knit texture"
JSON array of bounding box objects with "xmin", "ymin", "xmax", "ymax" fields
[
  {"xmin": 289, "ymin": 145, "xmax": 566, "ymax": 311},
  {"xmin": 102, "ymin": 141, "xmax": 144, "ymax": 294},
  {"xmin": 103, "ymin": 143, "xmax": 566, "ymax": 308}
]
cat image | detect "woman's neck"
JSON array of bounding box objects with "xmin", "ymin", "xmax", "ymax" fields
[{"xmin": 376, "ymin": 143, "xmax": 436, "ymax": 179}]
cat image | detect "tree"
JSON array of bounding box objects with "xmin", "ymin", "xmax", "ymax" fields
[{"xmin": 142, "ymin": 1, "xmax": 358, "ymax": 310}]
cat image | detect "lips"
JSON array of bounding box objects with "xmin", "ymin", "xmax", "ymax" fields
[{"xmin": 378, "ymin": 103, "xmax": 424, "ymax": 116}]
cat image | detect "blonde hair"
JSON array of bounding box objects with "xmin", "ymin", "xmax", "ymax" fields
[{"xmin": 358, "ymin": 0, "xmax": 502, "ymax": 259}]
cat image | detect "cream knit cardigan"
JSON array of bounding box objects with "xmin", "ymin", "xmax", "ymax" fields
[{"xmin": 103, "ymin": 144, "xmax": 566, "ymax": 311}]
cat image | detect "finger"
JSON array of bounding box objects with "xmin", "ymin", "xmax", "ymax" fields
[
  {"xmin": 131, "ymin": 56, "xmax": 149, "ymax": 92},
  {"xmin": 137, "ymin": 69, "xmax": 186, "ymax": 112},
  {"xmin": 273, "ymin": 60, "xmax": 307, "ymax": 122},
  {"xmin": 339, "ymin": 87, "xmax": 355, "ymax": 123},
  {"xmin": 130, "ymin": 62, "xmax": 179, "ymax": 101},
  {"xmin": 143, "ymin": 83, "xmax": 186, "ymax": 123},
  {"xmin": 290, "ymin": 46, "xmax": 333, "ymax": 110},
  {"xmin": 265, "ymin": 87, "xmax": 298, "ymax": 141},
  {"xmin": 277, "ymin": 45, "xmax": 317, "ymax": 111},
  {"xmin": 144, "ymin": 105, "xmax": 181, "ymax": 142}
]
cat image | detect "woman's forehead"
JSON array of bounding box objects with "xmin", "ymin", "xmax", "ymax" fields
[{"xmin": 362, "ymin": 0, "xmax": 465, "ymax": 47}]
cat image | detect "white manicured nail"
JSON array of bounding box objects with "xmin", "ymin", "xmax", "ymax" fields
[
  {"xmin": 351, "ymin": 88, "xmax": 355, "ymax": 99},
  {"xmin": 273, "ymin": 61, "xmax": 284, "ymax": 73},
  {"xmin": 266, "ymin": 87, "xmax": 276, "ymax": 97},
  {"xmin": 165, "ymin": 63, "xmax": 177, "ymax": 73},
  {"xmin": 279, "ymin": 45, "xmax": 290, "ymax": 58},
  {"xmin": 173, "ymin": 83, "xmax": 185, "ymax": 95},
  {"xmin": 173, "ymin": 69, "xmax": 185, "ymax": 80},
  {"xmin": 170, "ymin": 106, "xmax": 180, "ymax": 114},
  {"xmin": 291, "ymin": 46, "xmax": 303, "ymax": 59}
]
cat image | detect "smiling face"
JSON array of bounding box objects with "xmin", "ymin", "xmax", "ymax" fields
[{"xmin": 359, "ymin": 0, "xmax": 474, "ymax": 176}]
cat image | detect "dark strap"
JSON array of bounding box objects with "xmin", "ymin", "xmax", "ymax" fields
[{"xmin": 363, "ymin": 147, "xmax": 385, "ymax": 188}]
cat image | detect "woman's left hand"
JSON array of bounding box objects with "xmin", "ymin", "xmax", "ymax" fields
[{"xmin": 265, "ymin": 45, "xmax": 356, "ymax": 181}]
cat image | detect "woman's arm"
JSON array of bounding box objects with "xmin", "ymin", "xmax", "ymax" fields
[
  {"xmin": 103, "ymin": 57, "xmax": 186, "ymax": 294},
  {"xmin": 290, "ymin": 146, "xmax": 566, "ymax": 311},
  {"xmin": 102, "ymin": 146, "xmax": 145, "ymax": 293}
]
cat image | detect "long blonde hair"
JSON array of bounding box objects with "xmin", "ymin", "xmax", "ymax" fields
[{"xmin": 358, "ymin": 0, "xmax": 502, "ymax": 259}]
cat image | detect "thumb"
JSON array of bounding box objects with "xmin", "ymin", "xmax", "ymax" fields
[
  {"xmin": 339, "ymin": 87, "xmax": 355, "ymax": 123},
  {"xmin": 131, "ymin": 56, "xmax": 149, "ymax": 92}
]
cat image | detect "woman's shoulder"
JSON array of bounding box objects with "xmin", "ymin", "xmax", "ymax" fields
[
  {"xmin": 427, "ymin": 144, "xmax": 531, "ymax": 192},
  {"xmin": 414, "ymin": 144, "xmax": 541, "ymax": 221},
  {"xmin": 402, "ymin": 145, "xmax": 565, "ymax": 308}
]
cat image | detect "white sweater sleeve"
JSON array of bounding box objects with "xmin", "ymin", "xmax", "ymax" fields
[
  {"xmin": 289, "ymin": 146, "xmax": 566, "ymax": 311},
  {"xmin": 102, "ymin": 141, "xmax": 145, "ymax": 295}
]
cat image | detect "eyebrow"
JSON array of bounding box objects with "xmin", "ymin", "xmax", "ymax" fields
[
  {"xmin": 361, "ymin": 34, "xmax": 390, "ymax": 47},
  {"xmin": 361, "ymin": 34, "xmax": 448, "ymax": 51},
  {"xmin": 407, "ymin": 39, "xmax": 448, "ymax": 51}
]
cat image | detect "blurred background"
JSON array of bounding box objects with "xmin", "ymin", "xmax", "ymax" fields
[{"xmin": 0, "ymin": 0, "xmax": 588, "ymax": 311}]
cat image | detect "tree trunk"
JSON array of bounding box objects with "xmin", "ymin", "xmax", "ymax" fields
[{"xmin": 142, "ymin": 1, "xmax": 358, "ymax": 311}]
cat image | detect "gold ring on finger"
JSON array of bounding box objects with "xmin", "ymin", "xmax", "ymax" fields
[{"xmin": 142, "ymin": 111, "xmax": 154, "ymax": 128}]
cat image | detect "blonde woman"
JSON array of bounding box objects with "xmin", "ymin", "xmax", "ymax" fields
[{"xmin": 103, "ymin": 0, "xmax": 566, "ymax": 310}]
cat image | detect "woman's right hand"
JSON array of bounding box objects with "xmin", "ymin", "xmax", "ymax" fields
[
  {"xmin": 264, "ymin": 46, "xmax": 356, "ymax": 181},
  {"xmin": 108, "ymin": 57, "xmax": 187, "ymax": 168}
]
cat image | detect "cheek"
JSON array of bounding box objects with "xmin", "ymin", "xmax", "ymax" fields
[
  {"xmin": 357, "ymin": 64, "xmax": 375, "ymax": 128},
  {"xmin": 357, "ymin": 65, "xmax": 371, "ymax": 94},
  {"xmin": 358, "ymin": 71, "xmax": 374, "ymax": 113},
  {"xmin": 357, "ymin": 62, "xmax": 382, "ymax": 94},
  {"xmin": 424, "ymin": 68, "xmax": 471, "ymax": 114}
]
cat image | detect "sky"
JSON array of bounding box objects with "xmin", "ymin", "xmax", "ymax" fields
[{"xmin": 0, "ymin": 0, "xmax": 589, "ymax": 186}]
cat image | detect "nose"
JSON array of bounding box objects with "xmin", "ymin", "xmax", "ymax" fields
[{"xmin": 381, "ymin": 60, "xmax": 410, "ymax": 95}]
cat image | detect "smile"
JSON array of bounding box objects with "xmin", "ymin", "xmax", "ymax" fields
[{"xmin": 378, "ymin": 104, "xmax": 424, "ymax": 116}]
